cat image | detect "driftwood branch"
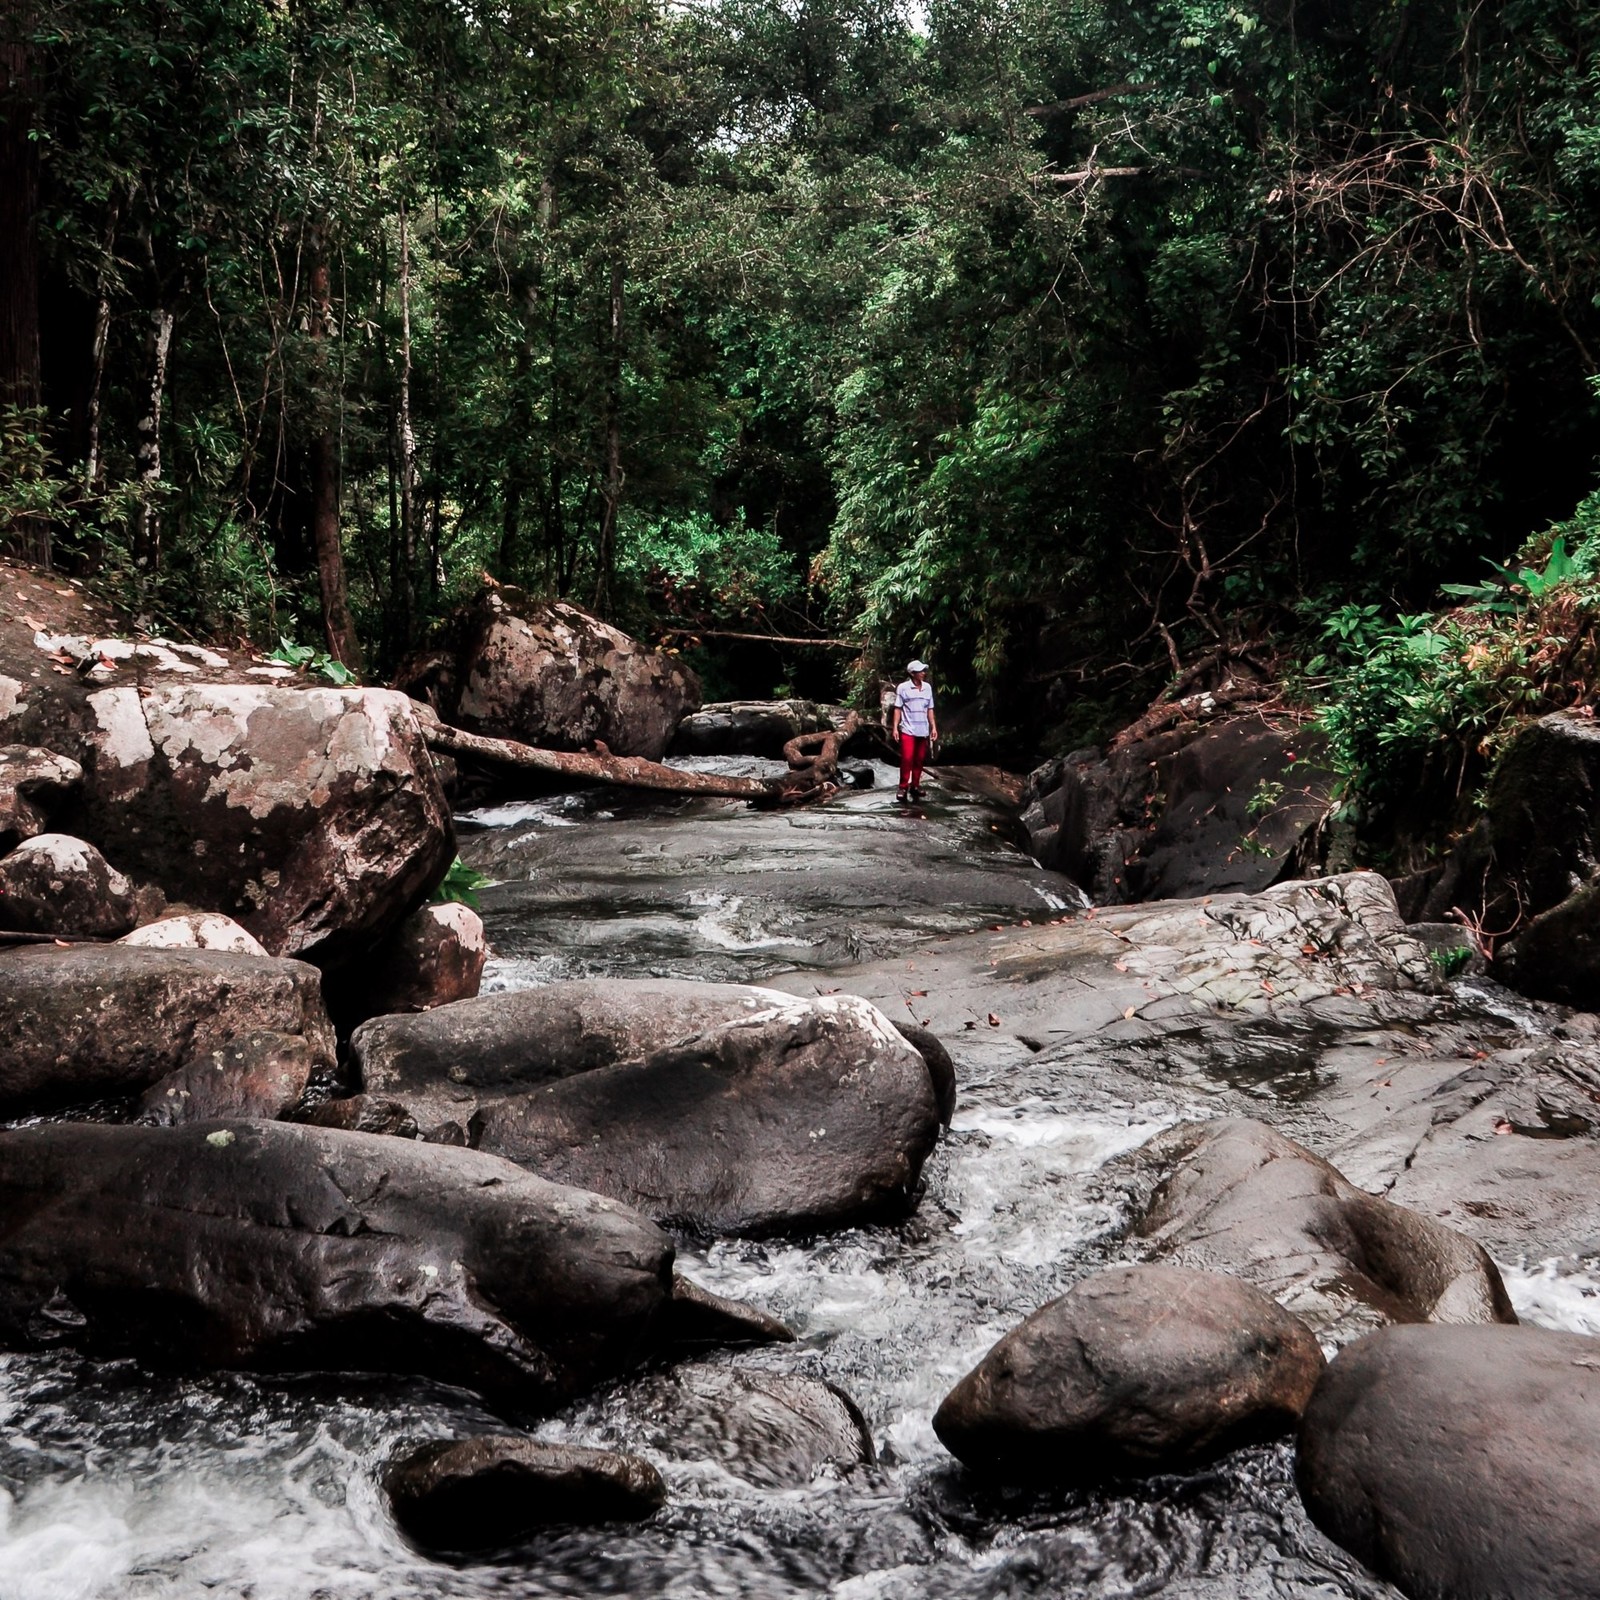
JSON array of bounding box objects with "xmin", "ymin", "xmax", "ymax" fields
[
  {"xmin": 1024, "ymin": 83, "xmax": 1155, "ymax": 116},
  {"xmin": 660, "ymin": 629, "xmax": 862, "ymax": 650}
]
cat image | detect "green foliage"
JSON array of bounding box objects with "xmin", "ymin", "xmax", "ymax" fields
[
  {"xmin": 266, "ymin": 638, "xmax": 359, "ymax": 685},
  {"xmin": 431, "ymin": 856, "xmax": 489, "ymax": 911},
  {"xmin": 1428, "ymin": 944, "xmax": 1474, "ymax": 979}
]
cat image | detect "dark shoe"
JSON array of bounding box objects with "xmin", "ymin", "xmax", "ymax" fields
[
  {"xmin": 909, "ymin": 787, "xmax": 924, "ymax": 802},
  {"xmin": 895, "ymin": 790, "xmax": 910, "ymax": 804}
]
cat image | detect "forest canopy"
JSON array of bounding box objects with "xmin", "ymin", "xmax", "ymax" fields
[{"xmin": 3, "ymin": 0, "xmax": 1599, "ymax": 751}]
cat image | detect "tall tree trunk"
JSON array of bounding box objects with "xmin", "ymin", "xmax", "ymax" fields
[
  {"xmin": 132, "ymin": 306, "xmax": 175, "ymax": 571},
  {"xmin": 83, "ymin": 192, "xmax": 125, "ymax": 499},
  {"xmin": 308, "ymin": 234, "xmax": 361, "ymax": 669},
  {"xmin": 593, "ymin": 256, "xmax": 624, "ymax": 614},
  {"xmin": 392, "ymin": 196, "xmax": 417, "ymax": 652}
]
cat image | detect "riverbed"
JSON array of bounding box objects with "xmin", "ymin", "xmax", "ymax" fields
[{"xmin": 0, "ymin": 763, "xmax": 1594, "ymax": 1599}]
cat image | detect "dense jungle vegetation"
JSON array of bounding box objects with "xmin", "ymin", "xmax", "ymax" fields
[{"xmin": 4, "ymin": 0, "xmax": 1600, "ymax": 799}]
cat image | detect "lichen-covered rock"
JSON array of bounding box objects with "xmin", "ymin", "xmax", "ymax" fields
[
  {"xmin": 385, "ymin": 1436, "xmax": 665, "ymax": 1553},
  {"xmin": 0, "ymin": 1120, "xmax": 674, "ymax": 1408},
  {"xmin": 0, "ymin": 745, "xmax": 81, "ymax": 847},
  {"xmin": 0, "ymin": 832, "xmax": 137, "ymax": 936},
  {"xmin": 671, "ymin": 700, "xmax": 832, "ymax": 758},
  {"xmin": 136, "ymin": 1029, "xmax": 315, "ymax": 1125},
  {"xmin": 401, "ymin": 590, "xmax": 700, "ymax": 761},
  {"xmin": 0, "ymin": 944, "xmax": 334, "ymax": 1116},
  {"xmin": 119, "ymin": 912, "xmax": 269, "ymax": 955},
  {"xmin": 1127, "ymin": 1118, "xmax": 1517, "ymax": 1342},
  {"xmin": 1298, "ymin": 1324, "xmax": 1600, "ymax": 1600},
  {"xmin": 933, "ymin": 1265, "xmax": 1324, "ymax": 1483}
]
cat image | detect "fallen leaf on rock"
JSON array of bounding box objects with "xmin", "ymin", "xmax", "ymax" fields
[
  {"xmin": 963, "ymin": 1020, "xmax": 976, "ymax": 1030},
  {"xmin": 1493, "ymin": 1118, "xmax": 1513, "ymax": 1136},
  {"xmin": 986, "ymin": 1013, "xmax": 1000, "ymax": 1027},
  {"xmin": 1123, "ymin": 1006, "xmax": 1136, "ymax": 1020},
  {"xmin": 907, "ymin": 989, "xmax": 927, "ymax": 997},
  {"xmin": 1113, "ymin": 961, "xmax": 1129, "ymax": 973}
]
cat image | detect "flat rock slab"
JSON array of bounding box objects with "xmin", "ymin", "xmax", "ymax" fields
[
  {"xmin": 0, "ymin": 945, "xmax": 335, "ymax": 1117},
  {"xmin": 0, "ymin": 1120, "xmax": 673, "ymax": 1408},
  {"xmin": 612, "ymin": 1363, "xmax": 874, "ymax": 1488},
  {"xmin": 385, "ymin": 1436, "xmax": 665, "ymax": 1553},
  {"xmin": 1126, "ymin": 1118, "xmax": 1517, "ymax": 1342},
  {"xmin": 934, "ymin": 1264, "xmax": 1324, "ymax": 1483},
  {"xmin": 470, "ymin": 992, "xmax": 941, "ymax": 1237},
  {"xmin": 1298, "ymin": 1323, "xmax": 1600, "ymax": 1600}
]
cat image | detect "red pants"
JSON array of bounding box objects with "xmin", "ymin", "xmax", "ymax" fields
[{"xmin": 899, "ymin": 733, "xmax": 930, "ymax": 791}]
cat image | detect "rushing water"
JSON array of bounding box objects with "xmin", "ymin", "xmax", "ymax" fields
[{"xmin": 0, "ymin": 767, "xmax": 1589, "ymax": 1599}]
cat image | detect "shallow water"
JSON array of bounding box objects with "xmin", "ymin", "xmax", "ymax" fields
[{"xmin": 0, "ymin": 770, "xmax": 1585, "ymax": 1598}]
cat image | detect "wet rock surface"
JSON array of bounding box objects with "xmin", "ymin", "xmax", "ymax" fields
[
  {"xmin": 0, "ymin": 744, "xmax": 81, "ymax": 846},
  {"xmin": 1125, "ymin": 1118, "xmax": 1517, "ymax": 1341},
  {"xmin": 135, "ymin": 1029, "xmax": 315, "ymax": 1125},
  {"xmin": 0, "ymin": 1120, "xmax": 674, "ymax": 1407},
  {"xmin": 0, "ymin": 944, "xmax": 334, "ymax": 1117},
  {"xmin": 934, "ymin": 1265, "xmax": 1324, "ymax": 1482},
  {"xmin": 607, "ymin": 1364, "xmax": 874, "ymax": 1488},
  {"xmin": 0, "ymin": 832, "xmax": 137, "ymax": 936},
  {"xmin": 385, "ymin": 1436, "xmax": 666, "ymax": 1552},
  {"xmin": 402, "ymin": 590, "xmax": 700, "ymax": 761},
  {"xmin": 1298, "ymin": 1323, "xmax": 1600, "ymax": 1600},
  {"xmin": 471, "ymin": 992, "xmax": 941, "ymax": 1237}
]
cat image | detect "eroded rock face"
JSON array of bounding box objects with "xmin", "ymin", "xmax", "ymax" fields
[
  {"xmin": 0, "ymin": 1120, "xmax": 673, "ymax": 1408},
  {"xmin": 62, "ymin": 685, "xmax": 455, "ymax": 966},
  {"xmin": 0, "ymin": 745, "xmax": 81, "ymax": 847},
  {"xmin": 404, "ymin": 591, "xmax": 700, "ymax": 761},
  {"xmin": 671, "ymin": 700, "xmax": 833, "ymax": 759},
  {"xmin": 119, "ymin": 912, "xmax": 269, "ymax": 955},
  {"xmin": 1297, "ymin": 1324, "xmax": 1600, "ymax": 1600},
  {"xmin": 1023, "ymin": 714, "xmax": 1334, "ymax": 904},
  {"xmin": 0, "ymin": 832, "xmax": 137, "ymax": 936},
  {"xmin": 136, "ymin": 1029, "xmax": 314, "ymax": 1125},
  {"xmin": 385, "ymin": 1436, "xmax": 665, "ymax": 1553},
  {"xmin": 1127, "ymin": 1118, "xmax": 1517, "ymax": 1342},
  {"xmin": 933, "ymin": 1265, "xmax": 1324, "ymax": 1483},
  {"xmin": 469, "ymin": 992, "xmax": 941, "ymax": 1237},
  {"xmin": 612, "ymin": 1364, "xmax": 873, "ymax": 1488},
  {"xmin": 0, "ymin": 945, "xmax": 334, "ymax": 1117}
]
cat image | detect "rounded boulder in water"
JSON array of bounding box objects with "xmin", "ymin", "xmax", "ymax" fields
[
  {"xmin": 385, "ymin": 1435, "xmax": 665, "ymax": 1554},
  {"xmin": 933, "ymin": 1264, "xmax": 1324, "ymax": 1483},
  {"xmin": 1297, "ymin": 1323, "xmax": 1600, "ymax": 1600}
]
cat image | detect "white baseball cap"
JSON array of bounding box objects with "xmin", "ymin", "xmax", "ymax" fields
[{"xmin": 906, "ymin": 659, "xmax": 928, "ymax": 674}]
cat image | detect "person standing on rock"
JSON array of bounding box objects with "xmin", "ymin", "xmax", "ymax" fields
[{"xmin": 891, "ymin": 660, "xmax": 938, "ymax": 804}]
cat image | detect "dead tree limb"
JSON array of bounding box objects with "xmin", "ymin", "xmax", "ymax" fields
[{"xmin": 660, "ymin": 629, "xmax": 863, "ymax": 650}]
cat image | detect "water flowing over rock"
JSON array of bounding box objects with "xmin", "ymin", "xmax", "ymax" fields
[
  {"xmin": 671, "ymin": 700, "xmax": 835, "ymax": 758},
  {"xmin": 1297, "ymin": 1323, "xmax": 1600, "ymax": 1600},
  {"xmin": 0, "ymin": 744, "xmax": 80, "ymax": 846},
  {"xmin": 0, "ymin": 1120, "xmax": 674, "ymax": 1408},
  {"xmin": 609, "ymin": 1364, "xmax": 874, "ymax": 1488},
  {"xmin": 934, "ymin": 1265, "xmax": 1324, "ymax": 1482},
  {"xmin": 0, "ymin": 945, "xmax": 334, "ymax": 1117},
  {"xmin": 135, "ymin": 1029, "xmax": 315, "ymax": 1125},
  {"xmin": 1022, "ymin": 712, "xmax": 1334, "ymax": 903},
  {"xmin": 1126, "ymin": 1118, "xmax": 1517, "ymax": 1341},
  {"xmin": 468, "ymin": 991, "xmax": 941, "ymax": 1236},
  {"xmin": 0, "ymin": 831, "xmax": 137, "ymax": 936},
  {"xmin": 385, "ymin": 1436, "xmax": 666, "ymax": 1553},
  {"xmin": 400, "ymin": 590, "xmax": 700, "ymax": 761}
]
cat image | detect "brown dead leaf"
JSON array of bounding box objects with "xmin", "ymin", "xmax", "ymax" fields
[
  {"xmin": 908, "ymin": 989, "xmax": 927, "ymax": 998},
  {"xmin": 1113, "ymin": 961, "xmax": 1129, "ymax": 973},
  {"xmin": 986, "ymin": 1013, "xmax": 1000, "ymax": 1027},
  {"xmin": 1123, "ymin": 1005, "xmax": 1136, "ymax": 1020}
]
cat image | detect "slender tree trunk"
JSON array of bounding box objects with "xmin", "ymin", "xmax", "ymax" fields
[
  {"xmin": 393, "ymin": 195, "xmax": 417, "ymax": 651},
  {"xmin": 83, "ymin": 193, "xmax": 123, "ymax": 496},
  {"xmin": 132, "ymin": 306, "xmax": 175, "ymax": 570},
  {"xmin": 593, "ymin": 256, "xmax": 624, "ymax": 614},
  {"xmin": 308, "ymin": 234, "xmax": 361, "ymax": 669}
]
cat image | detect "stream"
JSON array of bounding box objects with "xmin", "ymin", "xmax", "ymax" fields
[{"xmin": 0, "ymin": 761, "xmax": 1595, "ymax": 1600}]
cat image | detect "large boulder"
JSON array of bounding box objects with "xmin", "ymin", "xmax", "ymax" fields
[
  {"xmin": 385, "ymin": 1436, "xmax": 665, "ymax": 1553},
  {"xmin": 0, "ymin": 832, "xmax": 138, "ymax": 936},
  {"xmin": 467, "ymin": 992, "xmax": 941, "ymax": 1237},
  {"xmin": 1126, "ymin": 1118, "xmax": 1517, "ymax": 1341},
  {"xmin": 0, "ymin": 745, "xmax": 80, "ymax": 847},
  {"xmin": 0, "ymin": 1120, "xmax": 673, "ymax": 1409},
  {"xmin": 400, "ymin": 590, "xmax": 700, "ymax": 762},
  {"xmin": 0, "ymin": 669, "xmax": 454, "ymax": 967},
  {"xmin": 1297, "ymin": 1323, "xmax": 1600, "ymax": 1600},
  {"xmin": 0, "ymin": 945, "xmax": 334, "ymax": 1117},
  {"xmin": 933, "ymin": 1265, "xmax": 1324, "ymax": 1484},
  {"xmin": 612, "ymin": 1364, "xmax": 874, "ymax": 1488},
  {"xmin": 1023, "ymin": 712, "xmax": 1333, "ymax": 903},
  {"xmin": 670, "ymin": 700, "xmax": 833, "ymax": 758}
]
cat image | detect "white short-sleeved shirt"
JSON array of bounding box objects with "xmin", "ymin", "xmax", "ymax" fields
[{"xmin": 895, "ymin": 679, "xmax": 935, "ymax": 737}]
